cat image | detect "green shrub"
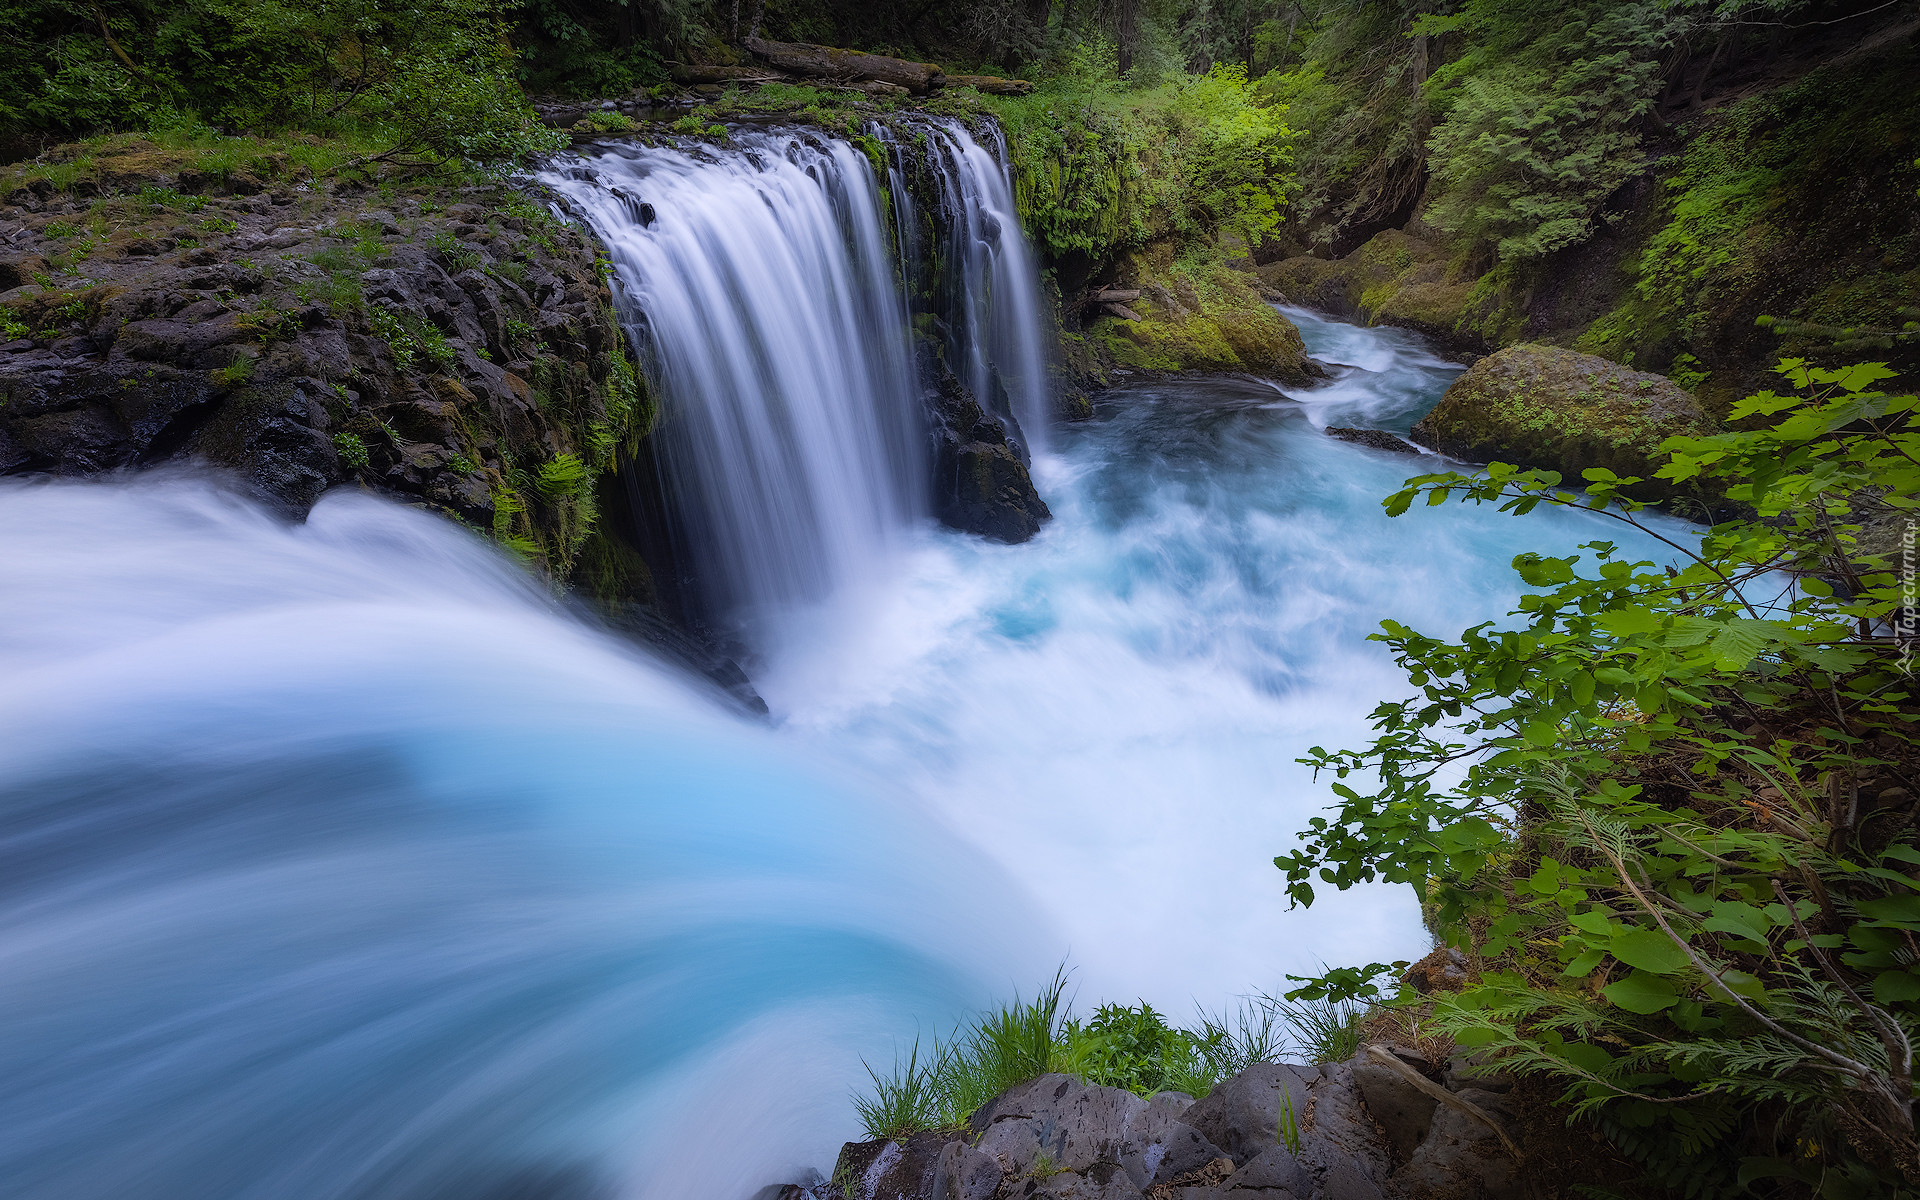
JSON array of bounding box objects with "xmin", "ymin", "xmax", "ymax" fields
[
  {"xmin": 1421, "ymin": 1, "xmax": 1667, "ymax": 266},
  {"xmin": 428, "ymin": 228, "xmax": 482, "ymax": 273},
  {"xmin": 987, "ymin": 54, "xmax": 1296, "ymax": 262},
  {"xmin": 853, "ymin": 970, "xmax": 1321, "ymax": 1141},
  {"xmin": 572, "ymin": 110, "xmax": 637, "ymax": 134},
  {"xmin": 2, "ymin": 0, "xmax": 560, "ymax": 172},
  {"xmin": 366, "ymin": 305, "xmax": 455, "ymax": 370},
  {"xmin": 1282, "ymin": 359, "xmax": 1920, "ymax": 1190}
]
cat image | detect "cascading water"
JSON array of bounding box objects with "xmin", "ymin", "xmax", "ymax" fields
[
  {"xmin": 0, "ymin": 477, "xmax": 1039, "ymax": 1200},
  {"xmin": 878, "ymin": 118, "xmax": 1055, "ymax": 453},
  {"xmin": 757, "ymin": 307, "xmax": 1691, "ymax": 1008},
  {"xmin": 547, "ymin": 120, "xmax": 1054, "ymax": 629},
  {"xmin": 544, "ymin": 133, "xmax": 924, "ymax": 623},
  {"xmin": 0, "ymin": 119, "xmax": 1701, "ymax": 1200}
]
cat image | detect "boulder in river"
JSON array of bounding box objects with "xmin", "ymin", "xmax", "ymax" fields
[
  {"xmin": 1411, "ymin": 343, "xmax": 1713, "ymax": 501},
  {"xmin": 928, "ymin": 364, "xmax": 1050, "ymax": 544},
  {"xmin": 1325, "ymin": 427, "xmax": 1420, "ymax": 455}
]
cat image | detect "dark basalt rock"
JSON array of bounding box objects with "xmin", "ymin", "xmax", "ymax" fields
[
  {"xmin": 928, "ymin": 363, "xmax": 1051, "ymax": 544},
  {"xmin": 780, "ymin": 1050, "xmax": 1531, "ymax": 1200},
  {"xmin": 1325, "ymin": 427, "xmax": 1420, "ymax": 455},
  {"xmin": 1, "ymin": 178, "xmax": 635, "ymax": 547}
]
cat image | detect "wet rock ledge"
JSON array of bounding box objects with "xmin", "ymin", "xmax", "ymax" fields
[
  {"xmin": 763, "ymin": 1045, "xmax": 1527, "ymax": 1200},
  {"xmin": 0, "ymin": 141, "xmax": 645, "ymax": 580}
]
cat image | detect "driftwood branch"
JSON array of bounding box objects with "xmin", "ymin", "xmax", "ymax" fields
[{"xmin": 1363, "ymin": 1044, "xmax": 1523, "ymax": 1162}]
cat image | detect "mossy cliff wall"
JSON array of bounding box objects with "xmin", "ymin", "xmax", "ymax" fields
[
  {"xmin": 0, "ymin": 135, "xmax": 653, "ymax": 597},
  {"xmin": 1258, "ymin": 37, "xmax": 1920, "ymax": 407}
]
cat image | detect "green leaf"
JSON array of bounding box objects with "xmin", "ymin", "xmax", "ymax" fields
[
  {"xmin": 1556, "ymin": 1041, "xmax": 1614, "ymax": 1074},
  {"xmin": 1561, "ymin": 949, "xmax": 1605, "ymax": 978},
  {"xmin": 1873, "ymin": 970, "xmax": 1920, "ymax": 1004},
  {"xmin": 1705, "ymin": 969, "xmax": 1767, "ymax": 1005},
  {"xmin": 1570, "ymin": 910, "xmax": 1616, "ymax": 936},
  {"xmin": 1706, "ymin": 619, "xmax": 1781, "ymax": 672},
  {"xmin": 1704, "ymin": 901, "xmax": 1774, "ymax": 944},
  {"xmin": 1856, "ymin": 893, "xmax": 1920, "ymax": 926},
  {"xmin": 1603, "ymin": 971, "xmax": 1680, "ymax": 1014},
  {"xmin": 1597, "ymin": 607, "xmax": 1662, "ymax": 636},
  {"xmin": 1611, "ymin": 929, "xmax": 1690, "ymax": 975},
  {"xmin": 1523, "ymin": 721, "xmax": 1559, "ymax": 747},
  {"xmin": 1529, "ymin": 860, "xmax": 1561, "ymax": 894}
]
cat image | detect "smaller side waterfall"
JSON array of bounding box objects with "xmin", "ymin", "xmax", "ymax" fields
[
  {"xmin": 548, "ymin": 118, "xmax": 1056, "ymax": 634},
  {"xmin": 881, "ymin": 119, "xmax": 1055, "ymax": 455},
  {"xmin": 546, "ymin": 134, "xmax": 923, "ymax": 622}
]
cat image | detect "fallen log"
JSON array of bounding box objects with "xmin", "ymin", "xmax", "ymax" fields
[
  {"xmin": 1101, "ymin": 302, "xmax": 1143, "ymax": 322},
  {"xmin": 944, "ymin": 74, "xmax": 1035, "ymax": 96},
  {"xmin": 743, "ymin": 36, "xmax": 944, "ymax": 93},
  {"xmin": 669, "ymin": 64, "xmax": 791, "ymax": 84},
  {"xmin": 1088, "ymin": 288, "xmax": 1142, "ymax": 304}
]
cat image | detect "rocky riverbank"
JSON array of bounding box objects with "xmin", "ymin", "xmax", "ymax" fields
[{"xmin": 760, "ymin": 1038, "xmax": 1544, "ymax": 1200}]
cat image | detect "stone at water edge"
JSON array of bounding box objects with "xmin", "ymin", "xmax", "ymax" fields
[
  {"xmin": 1410, "ymin": 343, "xmax": 1714, "ymax": 503},
  {"xmin": 927, "ymin": 365, "xmax": 1050, "ymax": 544},
  {"xmin": 1325, "ymin": 427, "xmax": 1421, "ymax": 455}
]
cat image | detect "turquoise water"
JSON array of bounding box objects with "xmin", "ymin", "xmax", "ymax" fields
[
  {"xmin": 0, "ymin": 310, "xmax": 1683, "ymax": 1199},
  {"xmin": 768, "ymin": 307, "xmax": 1680, "ymax": 1013}
]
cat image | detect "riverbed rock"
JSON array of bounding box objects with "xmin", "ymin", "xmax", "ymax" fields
[
  {"xmin": 1410, "ymin": 343, "xmax": 1713, "ymax": 501},
  {"xmin": 1325, "ymin": 427, "xmax": 1420, "ymax": 454},
  {"xmin": 928, "ymin": 364, "xmax": 1050, "ymax": 543},
  {"xmin": 797, "ymin": 1049, "xmax": 1543, "ymax": 1200}
]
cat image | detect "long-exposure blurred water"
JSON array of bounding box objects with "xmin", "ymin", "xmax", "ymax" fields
[
  {"xmin": 0, "ymin": 281, "xmax": 1684, "ymax": 1196},
  {"xmin": 768, "ymin": 306, "xmax": 1679, "ymax": 1011}
]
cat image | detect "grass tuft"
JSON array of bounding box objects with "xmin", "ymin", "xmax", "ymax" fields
[{"xmin": 853, "ymin": 970, "xmax": 1370, "ymax": 1142}]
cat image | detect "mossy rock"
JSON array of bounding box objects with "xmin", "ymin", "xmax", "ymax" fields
[
  {"xmin": 1094, "ymin": 254, "xmax": 1309, "ymax": 383},
  {"xmin": 1258, "ymin": 229, "xmax": 1489, "ymax": 352},
  {"xmin": 1411, "ymin": 344, "xmax": 1713, "ymax": 502}
]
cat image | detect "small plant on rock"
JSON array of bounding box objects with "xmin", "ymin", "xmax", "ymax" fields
[
  {"xmin": 573, "ymin": 110, "xmax": 638, "ymax": 134},
  {"xmin": 331, "ymin": 431, "xmax": 371, "ymax": 470}
]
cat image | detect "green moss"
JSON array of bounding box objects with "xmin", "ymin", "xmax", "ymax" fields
[
  {"xmin": 1413, "ymin": 344, "xmax": 1714, "ymax": 500},
  {"xmin": 1094, "ymin": 253, "xmax": 1305, "ymax": 377}
]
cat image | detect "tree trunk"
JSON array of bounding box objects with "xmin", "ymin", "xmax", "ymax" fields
[
  {"xmin": 743, "ymin": 36, "xmax": 945, "ymax": 92},
  {"xmin": 1116, "ymin": 0, "xmax": 1138, "ymax": 76}
]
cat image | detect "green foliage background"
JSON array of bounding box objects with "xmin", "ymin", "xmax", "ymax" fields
[{"xmin": 1281, "ymin": 362, "xmax": 1920, "ymax": 1193}]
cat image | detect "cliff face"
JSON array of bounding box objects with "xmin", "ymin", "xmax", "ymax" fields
[
  {"xmin": 0, "ymin": 136, "xmax": 649, "ymax": 583},
  {"xmin": 1259, "ymin": 35, "xmax": 1920, "ymax": 405}
]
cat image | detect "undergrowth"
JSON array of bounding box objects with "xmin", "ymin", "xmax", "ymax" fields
[{"xmin": 853, "ymin": 968, "xmax": 1369, "ymax": 1141}]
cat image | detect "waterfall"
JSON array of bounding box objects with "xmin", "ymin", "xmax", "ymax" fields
[
  {"xmin": 545, "ymin": 120, "xmax": 1053, "ymax": 629},
  {"xmin": 547, "ymin": 133, "xmax": 923, "ymax": 623},
  {"xmin": 878, "ymin": 119, "xmax": 1055, "ymax": 455}
]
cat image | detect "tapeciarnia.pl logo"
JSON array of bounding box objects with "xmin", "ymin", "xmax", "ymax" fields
[{"xmin": 1900, "ymin": 519, "xmax": 1917, "ymax": 676}]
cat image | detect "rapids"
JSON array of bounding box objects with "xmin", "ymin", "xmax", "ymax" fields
[{"xmin": 0, "ymin": 126, "xmax": 1689, "ymax": 1199}]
